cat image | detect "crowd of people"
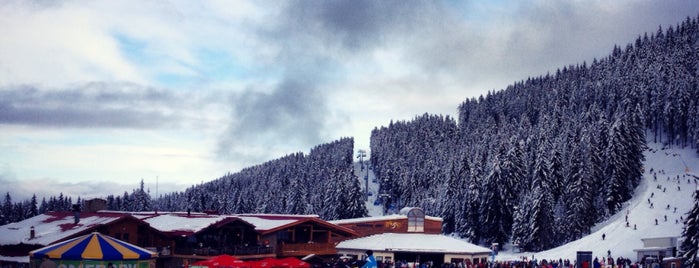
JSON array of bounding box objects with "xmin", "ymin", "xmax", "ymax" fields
[
  {"xmin": 320, "ymin": 255, "xmax": 664, "ymax": 268},
  {"xmin": 438, "ymin": 255, "xmax": 664, "ymax": 268}
]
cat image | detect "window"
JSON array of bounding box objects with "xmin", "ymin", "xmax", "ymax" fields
[{"xmin": 407, "ymin": 208, "xmax": 425, "ymax": 232}]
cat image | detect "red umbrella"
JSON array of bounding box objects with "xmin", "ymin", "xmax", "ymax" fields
[
  {"xmin": 191, "ymin": 255, "xmax": 249, "ymax": 268},
  {"xmin": 249, "ymin": 257, "xmax": 277, "ymax": 268}
]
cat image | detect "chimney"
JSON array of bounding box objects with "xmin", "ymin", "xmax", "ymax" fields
[{"xmin": 30, "ymin": 226, "xmax": 35, "ymax": 239}]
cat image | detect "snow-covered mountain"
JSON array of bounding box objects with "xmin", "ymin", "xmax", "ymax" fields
[{"xmin": 359, "ymin": 141, "xmax": 696, "ymax": 262}]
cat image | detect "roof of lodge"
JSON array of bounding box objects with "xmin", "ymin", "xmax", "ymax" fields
[
  {"xmin": 0, "ymin": 211, "xmax": 356, "ymax": 247},
  {"xmin": 0, "ymin": 211, "xmax": 130, "ymax": 246},
  {"xmin": 336, "ymin": 233, "xmax": 491, "ymax": 254},
  {"xmin": 329, "ymin": 214, "xmax": 443, "ymax": 225}
]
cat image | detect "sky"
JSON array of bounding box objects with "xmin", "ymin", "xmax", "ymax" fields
[{"xmin": 1, "ymin": 1, "xmax": 698, "ymax": 201}]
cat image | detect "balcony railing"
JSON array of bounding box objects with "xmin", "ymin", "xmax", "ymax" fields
[
  {"xmin": 278, "ymin": 242, "xmax": 337, "ymax": 256},
  {"xmin": 175, "ymin": 245, "xmax": 274, "ymax": 256}
]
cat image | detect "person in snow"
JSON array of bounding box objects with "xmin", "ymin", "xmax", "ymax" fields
[{"xmin": 362, "ymin": 250, "xmax": 377, "ymax": 268}]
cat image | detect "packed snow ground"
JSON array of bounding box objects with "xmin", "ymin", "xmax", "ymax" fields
[
  {"xmin": 355, "ymin": 160, "xmax": 384, "ymax": 217},
  {"xmin": 357, "ymin": 142, "xmax": 697, "ymax": 262}
]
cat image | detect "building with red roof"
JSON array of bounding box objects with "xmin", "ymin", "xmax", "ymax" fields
[{"xmin": 0, "ymin": 207, "xmax": 357, "ymax": 267}]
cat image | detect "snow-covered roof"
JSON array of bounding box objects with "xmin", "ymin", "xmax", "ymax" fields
[
  {"xmin": 0, "ymin": 211, "xmax": 350, "ymax": 247},
  {"xmin": 329, "ymin": 214, "xmax": 406, "ymax": 225},
  {"xmin": 329, "ymin": 214, "xmax": 442, "ymax": 225},
  {"xmin": 633, "ymin": 246, "xmax": 676, "ymax": 252},
  {"xmin": 236, "ymin": 216, "xmax": 298, "ymax": 231},
  {"xmin": 139, "ymin": 213, "xmax": 228, "ymax": 235},
  {"xmin": 0, "ymin": 212, "xmax": 127, "ymax": 246},
  {"xmin": 336, "ymin": 233, "xmax": 492, "ymax": 254}
]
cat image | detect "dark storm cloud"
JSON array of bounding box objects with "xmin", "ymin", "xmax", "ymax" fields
[
  {"xmin": 0, "ymin": 82, "xmax": 191, "ymax": 128},
  {"xmin": 217, "ymin": 78, "xmax": 327, "ymax": 161},
  {"xmin": 281, "ymin": 0, "xmax": 439, "ymax": 51},
  {"xmin": 216, "ymin": 0, "xmax": 438, "ymax": 161}
]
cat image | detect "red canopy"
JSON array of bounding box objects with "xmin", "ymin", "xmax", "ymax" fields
[{"xmin": 191, "ymin": 255, "xmax": 250, "ymax": 268}]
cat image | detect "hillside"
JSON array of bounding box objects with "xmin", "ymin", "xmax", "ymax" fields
[
  {"xmin": 357, "ymin": 141, "xmax": 695, "ymax": 261},
  {"xmin": 494, "ymin": 141, "xmax": 696, "ymax": 261},
  {"xmin": 368, "ymin": 15, "xmax": 699, "ymax": 250}
]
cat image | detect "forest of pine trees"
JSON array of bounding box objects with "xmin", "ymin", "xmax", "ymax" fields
[
  {"xmin": 2, "ymin": 15, "xmax": 699, "ymax": 254},
  {"xmin": 151, "ymin": 137, "xmax": 367, "ymax": 220},
  {"xmin": 370, "ymin": 15, "xmax": 698, "ymax": 250}
]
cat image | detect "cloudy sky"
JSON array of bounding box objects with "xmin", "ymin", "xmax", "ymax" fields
[{"xmin": 1, "ymin": 0, "xmax": 697, "ymax": 201}]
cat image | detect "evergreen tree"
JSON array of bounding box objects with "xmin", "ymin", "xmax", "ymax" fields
[
  {"xmin": 1, "ymin": 192, "xmax": 11, "ymax": 225},
  {"xmin": 335, "ymin": 167, "xmax": 368, "ymax": 219},
  {"xmin": 510, "ymin": 194, "xmax": 532, "ymax": 250},
  {"xmin": 527, "ymin": 165, "xmax": 555, "ymax": 250},
  {"xmin": 460, "ymin": 155, "xmax": 482, "ymax": 243},
  {"xmin": 479, "ymin": 151, "xmax": 510, "ymax": 248},
  {"xmin": 28, "ymin": 194, "xmax": 38, "ymax": 218},
  {"xmin": 682, "ymin": 188, "xmax": 699, "ymax": 268},
  {"xmin": 441, "ymin": 158, "xmax": 464, "ymax": 234},
  {"xmin": 605, "ymin": 115, "xmax": 631, "ymax": 215},
  {"xmin": 131, "ymin": 179, "xmax": 152, "ymax": 211}
]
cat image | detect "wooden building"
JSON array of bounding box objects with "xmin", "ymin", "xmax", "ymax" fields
[
  {"xmin": 1, "ymin": 210, "xmax": 357, "ymax": 268},
  {"xmin": 330, "ymin": 207, "xmax": 442, "ymax": 237}
]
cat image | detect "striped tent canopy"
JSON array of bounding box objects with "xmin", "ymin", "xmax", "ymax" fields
[{"xmin": 29, "ymin": 232, "xmax": 157, "ymax": 260}]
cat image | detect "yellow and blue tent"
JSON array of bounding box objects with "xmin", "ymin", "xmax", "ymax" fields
[
  {"xmin": 30, "ymin": 232, "xmax": 156, "ymax": 260},
  {"xmin": 29, "ymin": 232, "xmax": 156, "ymax": 268}
]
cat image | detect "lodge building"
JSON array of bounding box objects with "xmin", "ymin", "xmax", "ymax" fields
[{"xmin": 0, "ymin": 200, "xmax": 490, "ymax": 268}]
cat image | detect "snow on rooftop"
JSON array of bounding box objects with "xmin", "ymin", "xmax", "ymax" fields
[
  {"xmin": 330, "ymin": 214, "xmax": 406, "ymax": 225},
  {"xmin": 337, "ymin": 233, "xmax": 492, "ymax": 254},
  {"xmin": 236, "ymin": 216, "xmax": 298, "ymax": 231},
  {"xmin": 141, "ymin": 213, "xmax": 227, "ymax": 234},
  {"xmin": 0, "ymin": 212, "xmax": 122, "ymax": 246}
]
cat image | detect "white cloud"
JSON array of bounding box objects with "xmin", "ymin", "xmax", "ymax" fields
[
  {"xmin": 1, "ymin": 0, "xmax": 698, "ymax": 201},
  {"xmin": 0, "ymin": 3, "xmax": 145, "ymax": 85}
]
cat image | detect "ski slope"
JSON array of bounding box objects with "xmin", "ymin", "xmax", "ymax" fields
[
  {"xmin": 354, "ymin": 160, "xmax": 384, "ymax": 217},
  {"xmin": 356, "ymin": 142, "xmax": 697, "ymax": 261},
  {"xmin": 497, "ymin": 142, "xmax": 696, "ymax": 261}
]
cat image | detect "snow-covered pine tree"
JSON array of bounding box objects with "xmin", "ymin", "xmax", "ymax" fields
[
  {"xmin": 441, "ymin": 157, "xmax": 465, "ymax": 234},
  {"xmin": 605, "ymin": 112, "xmax": 632, "ymax": 215},
  {"xmin": 510, "ymin": 193, "xmax": 532, "ymax": 251},
  {"xmin": 682, "ymin": 188, "xmax": 699, "ymax": 268},
  {"xmin": 131, "ymin": 179, "xmax": 152, "ymax": 212},
  {"xmin": 28, "ymin": 194, "xmax": 38, "ymax": 218},
  {"xmin": 526, "ymin": 151, "xmax": 555, "ymax": 251},
  {"xmin": 459, "ymin": 152, "xmax": 484, "ymax": 243},
  {"xmin": 479, "ymin": 148, "xmax": 510, "ymax": 248}
]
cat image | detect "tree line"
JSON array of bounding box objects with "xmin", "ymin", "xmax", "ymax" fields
[
  {"xmin": 370, "ymin": 15, "xmax": 698, "ymax": 251},
  {"xmin": 152, "ymin": 137, "xmax": 367, "ymax": 220}
]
